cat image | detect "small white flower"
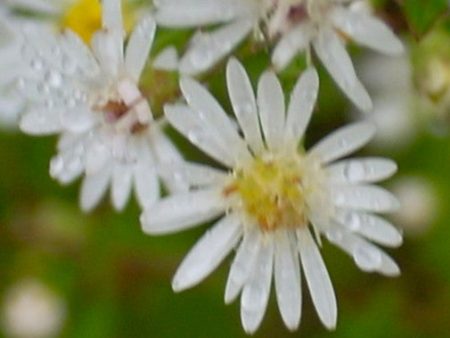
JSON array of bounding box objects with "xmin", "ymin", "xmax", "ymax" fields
[
  {"xmin": 356, "ymin": 50, "xmax": 417, "ymax": 149},
  {"xmin": 16, "ymin": 0, "xmax": 186, "ymax": 211},
  {"xmin": 141, "ymin": 58, "xmax": 402, "ymax": 333},
  {"xmin": 1, "ymin": 279, "xmax": 66, "ymax": 338},
  {"xmin": 155, "ymin": 0, "xmax": 403, "ymax": 111}
]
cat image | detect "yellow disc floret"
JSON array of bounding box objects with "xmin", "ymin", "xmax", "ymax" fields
[
  {"xmin": 226, "ymin": 154, "xmax": 308, "ymax": 232},
  {"xmin": 61, "ymin": 0, "xmax": 102, "ymax": 43},
  {"xmin": 61, "ymin": 0, "xmax": 136, "ymax": 44}
]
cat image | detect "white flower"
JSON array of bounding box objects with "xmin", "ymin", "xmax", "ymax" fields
[
  {"xmin": 355, "ymin": 50, "xmax": 417, "ymax": 149},
  {"xmin": 16, "ymin": 0, "xmax": 186, "ymax": 211},
  {"xmin": 1, "ymin": 279, "xmax": 66, "ymax": 338},
  {"xmin": 391, "ymin": 176, "xmax": 438, "ymax": 236},
  {"xmin": 155, "ymin": 0, "xmax": 403, "ymax": 111},
  {"xmin": 141, "ymin": 58, "xmax": 402, "ymax": 333}
]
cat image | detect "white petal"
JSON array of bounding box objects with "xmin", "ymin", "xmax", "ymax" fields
[
  {"xmin": 172, "ymin": 214, "xmax": 242, "ymax": 291},
  {"xmin": 165, "ymin": 104, "xmax": 235, "ymax": 167},
  {"xmin": 150, "ymin": 128, "xmax": 183, "ymax": 165},
  {"xmin": 85, "ymin": 139, "xmax": 111, "ymax": 175},
  {"xmin": 297, "ymin": 228, "xmax": 337, "ymax": 330},
  {"xmin": 225, "ymin": 228, "xmax": 261, "ymax": 304},
  {"xmin": 326, "ymin": 227, "xmax": 400, "ymax": 276},
  {"xmin": 240, "ymin": 238, "xmax": 274, "ymax": 334},
  {"xmin": 284, "ymin": 67, "xmax": 319, "ymax": 147},
  {"xmin": 179, "ymin": 19, "xmax": 253, "ymax": 76},
  {"xmin": 91, "ymin": 30, "xmax": 123, "ymax": 77},
  {"xmin": 102, "ymin": 0, "xmax": 123, "ymax": 32},
  {"xmin": 155, "ymin": 0, "xmax": 242, "ymax": 27},
  {"xmin": 272, "ymin": 23, "xmax": 312, "ymax": 71},
  {"xmin": 331, "ymin": 8, "xmax": 403, "ymax": 55},
  {"xmin": 20, "ymin": 110, "xmax": 61, "ymax": 135},
  {"xmin": 133, "ymin": 150, "xmax": 160, "ymax": 209},
  {"xmin": 164, "ymin": 162, "xmax": 227, "ymax": 189},
  {"xmin": 153, "ymin": 46, "xmax": 179, "ymax": 71},
  {"xmin": 140, "ymin": 188, "xmax": 225, "ymax": 235},
  {"xmin": 80, "ymin": 169, "xmax": 112, "ymax": 212},
  {"xmin": 334, "ymin": 210, "xmax": 403, "ymax": 247},
  {"xmin": 125, "ymin": 16, "xmax": 156, "ymax": 81},
  {"xmin": 226, "ymin": 58, "xmax": 264, "ymax": 154},
  {"xmin": 49, "ymin": 152, "xmax": 84, "ymax": 185},
  {"xmin": 150, "ymin": 129, "xmax": 187, "ymax": 193},
  {"xmin": 60, "ymin": 106, "xmax": 96, "ymax": 133},
  {"xmin": 180, "ymin": 77, "xmax": 251, "ymax": 163},
  {"xmin": 313, "ymin": 28, "xmax": 372, "ymax": 112},
  {"xmin": 257, "ymin": 71, "xmax": 285, "ymax": 151},
  {"xmin": 111, "ymin": 164, "xmax": 133, "ymax": 211},
  {"xmin": 308, "ymin": 122, "xmax": 375, "ymax": 164},
  {"xmin": 331, "ymin": 184, "xmax": 400, "ymax": 213},
  {"xmin": 60, "ymin": 30, "xmax": 100, "ymax": 77},
  {"xmin": 274, "ymin": 231, "xmax": 301, "ymax": 331},
  {"xmin": 327, "ymin": 158, "xmax": 397, "ymax": 184}
]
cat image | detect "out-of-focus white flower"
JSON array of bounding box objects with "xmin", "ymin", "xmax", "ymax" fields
[
  {"xmin": 1, "ymin": 279, "xmax": 66, "ymax": 338},
  {"xmin": 16, "ymin": 0, "xmax": 186, "ymax": 212},
  {"xmin": 391, "ymin": 176, "xmax": 438, "ymax": 236},
  {"xmin": 155, "ymin": 0, "xmax": 403, "ymax": 111},
  {"xmin": 141, "ymin": 58, "xmax": 402, "ymax": 333},
  {"xmin": 356, "ymin": 50, "xmax": 417, "ymax": 149}
]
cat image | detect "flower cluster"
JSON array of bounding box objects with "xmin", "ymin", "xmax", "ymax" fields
[{"xmin": 0, "ymin": 0, "xmax": 404, "ymax": 334}]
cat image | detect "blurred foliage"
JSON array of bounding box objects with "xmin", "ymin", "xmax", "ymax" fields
[
  {"xmin": 1, "ymin": 0, "xmax": 450, "ymax": 337},
  {"xmin": 402, "ymin": 0, "xmax": 448, "ymax": 38}
]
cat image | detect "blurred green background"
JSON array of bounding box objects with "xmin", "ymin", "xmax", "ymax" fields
[{"xmin": 1, "ymin": 0, "xmax": 450, "ymax": 337}]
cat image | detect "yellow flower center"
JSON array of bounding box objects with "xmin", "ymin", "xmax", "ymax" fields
[
  {"xmin": 60, "ymin": 0, "xmax": 136, "ymax": 43},
  {"xmin": 61, "ymin": 0, "xmax": 102, "ymax": 43},
  {"xmin": 225, "ymin": 155, "xmax": 308, "ymax": 232}
]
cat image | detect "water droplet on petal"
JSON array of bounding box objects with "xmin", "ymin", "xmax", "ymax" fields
[
  {"xmin": 46, "ymin": 71, "xmax": 63, "ymax": 88},
  {"xmin": 344, "ymin": 212, "xmax": 361, "ymax": 231},
  {"xmin": 236, "ymin": 102, "xmax": 253, "ymax": 116},
  {"xmin": 30, "ymin": 59, "xmax": 44, "ymax": 72},
  {"xmin": 353, "ymin": 244, "xmax": 382, "ymax": 272},
  {"xmin": 344, "ymin": 161, "xmax": 366, "ymax": 182},
  {"xmin": 326, "ymin": 228, "xmax": 343, "ymax": 242}
]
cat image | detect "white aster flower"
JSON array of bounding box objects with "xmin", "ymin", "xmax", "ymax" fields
[
  {"xmin": 141, "ymin": 58, "xmax": 402, "ymax": 333},
  {"xmin": 155, "ymin": 0, "xmax": 403, "ymax": 112},
  {"xmin": 16, "ymin": 0, "xmax": 185, "ymax": 212}
]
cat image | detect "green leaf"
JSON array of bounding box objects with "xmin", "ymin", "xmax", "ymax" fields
[{"xmin": 403, "ymin": 0, "xmax": 449, "ymax": 38}]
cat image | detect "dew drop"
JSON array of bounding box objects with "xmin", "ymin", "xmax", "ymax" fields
[
  {"xmin": 46, "ymin": 71, "xmax": 63, "ymax": 88},
  {"xmin": 353, "ymin": 244, "xmax": 382, "ymax": 272},
  {"xmin": 236, "ymin": 102, "xmax": 253, "ymax": 116},
  {"xmin": 187, "ymin": 126, "xmax": 205, "ymax": 144},
  {"xmin": 326, "ymin": 228, "xmax": 343, "ymax": 242},
  {"xmin": 189, "ymin": 36, "xmax": 214, "ymax": 70},
  {"xmin": 344, "ymin": 161, "xmax": 366, "ymax": 182},
  {"xmin": 16, "ymin": 78, "xmax": 26, "ymax": 91},
  {"xmin": 344, "ymin": 212, "xmax": 361, "ymax": 231},
  {"xmin": 30, "ymin": 59, "xmax": 44, "ymax": 72},
  {"xmin": 45, "ymin": 99, "xmax": 55, "ymax": 109}
]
